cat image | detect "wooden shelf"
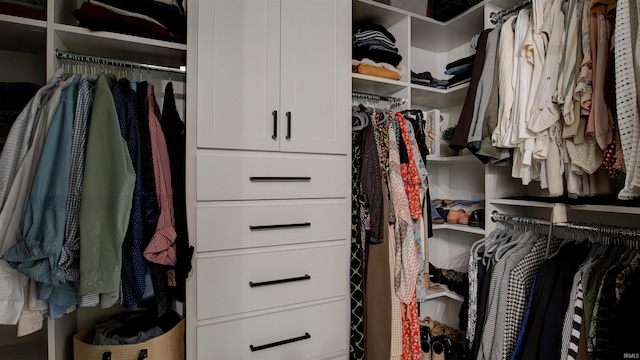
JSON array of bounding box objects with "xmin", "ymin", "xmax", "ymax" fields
[
  {"xmin": 0, "ymin": 14, "xmax": 46, "ymax": 54},
  {"xmin": 54, "ymin": 24, "xmax": 186, "ymax": 68},
  {"xmin": 411, "ymin": 82, "xmax": 469, "ymax": 108},
  {"xmin": 424, "ymin": 284, "xmax": 465, "ymax": 302},
  {"xmin": 352, "ymin": 73, "xmax": 408, "ymax": 96},
  {"xmin": 432, "ymin": 223, "xmax": 485, "ymax": 235}
]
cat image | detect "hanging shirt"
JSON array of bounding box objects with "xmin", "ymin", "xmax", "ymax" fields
[
  {"xmin": 0, "ymin": 74, "xmax": 72, "ymax": 329},
  {"xmin": 78, "ymin": 73, "xmax": 135, "ymax": 297},
  {"xmin": 112, "ymin": 78, "xmax": 154, "ymax": 308},
  {"xmin": 144, "ymin": 84, "xmax": 177, "ymax": 266},
  {"xmin": 59, "ymin": 75, "xmax": 97, "ymax": 283},
  {"xmin": 160, "ymin": 81, "xmax": 193, "ymax": 301},
  {"xmin": 2, "ymin": 76, "xmax": 81, "ymax": 307}
]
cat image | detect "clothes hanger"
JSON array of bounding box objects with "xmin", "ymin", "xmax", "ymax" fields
[{"xmin": 352, "ymin": 108, "xmax": 369, "ymax": 131}]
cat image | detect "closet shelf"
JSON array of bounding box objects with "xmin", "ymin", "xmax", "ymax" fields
[
  {"xmin": 424, "ymin": 284, "xmax": 464, "ymax": 302},
  {"xmin": 426, "ymin": 154, "xmax": 479, "ymax": 164},
  {"xmin": 352, "ymin": 73, "xmax": 408, "ymax": 96},
  {"xmin": 0, "ymin": 14, "xmax": 46, "ymax": 54},
  {"xmin": 411, "ymin": 82, "xmax": 469, "ymax": 108},
  {"xmin": 354, "ymin": 0, "xmax": 526, "ymax": 52},
  {"xmin": 54, "ymin": 24, "xmax": 186, "ymax": 68},
  {"xmin": 490, "ymin": 198, "xmax": 640, "ymax": 215},
  {"xmin": 432, "ymin": 223, "xmax": 486, "ymax": 235}
]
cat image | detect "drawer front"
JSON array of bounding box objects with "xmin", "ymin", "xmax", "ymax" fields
[
  {"xmin": 196, "ymin": 151, "xmax": 348, "ymax": 200},
  {"xmin": 196, "ymin": 199, "xmax": 348, "ymax": 252},
  {"xmin": 196, "ymin": 243, "xmax": 347, "ymax": 320},
  {"xmin": 197, "ymin": 300, "xmax": 347, "ymax": 360}
]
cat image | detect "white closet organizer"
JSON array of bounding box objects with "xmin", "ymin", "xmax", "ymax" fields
[
  {"xmin": 187, "ymin": 0, "xmax": 351, "ymax": 360},
  {"xmin": 352, "ymin": 0, "xmax": 523, "ymax": 329},
  {"xmin": 0, "ymin": 1, "xmax": 186, "ymax": 359}
]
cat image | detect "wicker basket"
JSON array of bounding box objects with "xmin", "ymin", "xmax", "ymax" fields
[{"xmin": 73, "ymin": 318, "xmax": 185, "ymax": 360}]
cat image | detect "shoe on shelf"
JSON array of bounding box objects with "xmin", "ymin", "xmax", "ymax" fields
[
  {"xmin": 469, "ymin": 209, "xmax": 485, "ymax": 229},
  {"xmin": 420, "ymin": 325, "xmax": 432, "ymax": 359}
]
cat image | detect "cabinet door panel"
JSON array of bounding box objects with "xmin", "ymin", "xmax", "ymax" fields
[
  {"xmin": 197, "ymin": 0, "xmax": 280, "ymax": 151},
  {"xmin": 279, "ymin": 0, "xmax": 350, "ymax": 155}
]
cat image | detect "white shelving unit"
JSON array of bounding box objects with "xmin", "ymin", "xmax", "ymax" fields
[
  {"xmin": 0, "ymin": 2, "xmax": 186, "ymax": 359},
  {"xmin": 352, "ymin": 0, "xmax": 523, "ymax": 330}
]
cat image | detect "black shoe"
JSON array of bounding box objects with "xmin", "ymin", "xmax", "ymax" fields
[
  {"xmin": 469, "ymin": 209, "xmax": 485, "ymax": 229},
  {"xmin": 420, "ymin": 325, "xmax": 432, "ymax": 354}
]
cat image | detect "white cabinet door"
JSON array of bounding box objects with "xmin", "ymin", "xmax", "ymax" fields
[
  {"xmin": 279, "ymin": 0, "xmax": 351, "ymax": 155},
  {"xmin": 197, "ymin": 0, "xmax": 281, "ymax": 151}
]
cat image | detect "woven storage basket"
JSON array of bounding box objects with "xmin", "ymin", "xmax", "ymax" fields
[{"xmin": 73, "ymin": 318, "xmax": 185, "ymax": 360}]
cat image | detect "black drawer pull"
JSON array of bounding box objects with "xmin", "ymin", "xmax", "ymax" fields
[
  {"xmin": 249, "ymin": 332, "xmax": 311, "ymax": 352},
  {"xmin": 249, "ymin": 274, "xmax": 311, "ymax": 288},
  {"xmin": 249, "ymin": 222, "xmax": 311, "ymax": 231},
  {"xmin": 286, "ymin": 111, "xmax": 292, "ymax": 140},
  {"xmin": 249, "ymin": 177, "xmax": 311, "ymax": 182},
  {"xmin": 272, "ymin": 110, "xmax": 278, "ymax": 140}
]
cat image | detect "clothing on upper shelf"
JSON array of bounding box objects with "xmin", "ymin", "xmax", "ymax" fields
[
  {"xmin": 353, "ymin": 23, "xmax": 403, "ymax": 69},
  {"xmin": 0, "ymin": 0, "xmax": 45, "ymax": 20},
  {"xmin": 72, "ymin": 0, "xmax": 186, "ymax": 43},
  {"xmin": 411, "ymin": 53, "xmax": 475, "ymax": 89},
  {"xmin": 0, "ymin": 69, "xmax": 192, "ymax": 336}
]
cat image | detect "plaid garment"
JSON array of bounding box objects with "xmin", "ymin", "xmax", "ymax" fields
[
  {"xmin": 503, "ymin": 237, "xmax": 560, "ymax": 360},
  {"xmin": 59, "ymin": 76, "xmax": 96, "ymax": 282}
]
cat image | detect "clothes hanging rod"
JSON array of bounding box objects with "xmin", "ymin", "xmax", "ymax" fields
[
  {"xmin": 489, "ymin": 0, "xmax": 532, "ymax": 24},
  {"xmin": 55, "ymin": 49, "xmax": 186, "ymax": 74},
  {"xmin": 490, "ymin": 211, "xmax": 640, "ymax": 238},
  {"xmin": 352, "ymin": 91, "xmax": 406, "ymax": 104}
]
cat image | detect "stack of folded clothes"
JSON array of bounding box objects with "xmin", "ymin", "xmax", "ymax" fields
[
  {"xmin": 0, "ymin": 82, "xmax": 40, "ymax": 153},
  {"xmin": 411, "ymin": 54, "xmax": 475, "ymax": 89},
  {"xmin": 72, "ymin": 0, "xmax": 186, "ymax": 43},
  {"xmin": 352, "ymin": 23, "xmax": 403, "ymax": 81},
  {"xmin": 0, "ymin": 0, "xmax": 45, "ymax": 20}
]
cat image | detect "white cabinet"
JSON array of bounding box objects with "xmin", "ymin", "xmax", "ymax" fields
[
  {"xmin": 197, "ymin": 0, "xmax": 350, "ymax": 155},
  {"xmin": 188, "ymin": 1, "xmax": 350, "ymax": 359}
]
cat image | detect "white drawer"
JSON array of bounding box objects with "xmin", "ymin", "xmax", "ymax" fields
[
  {"xmin": 196, "ymin": 151, "xmax": 348, "ymax": 200},
  {"xmin": 196, "ymin": 199, "xmax": 348, "ymax": 251},
  {"xmin": 197, "ymin": 300, "xmax": 347, "ymax": 360},
  {"xmin": 196, "ymin": 243, "xmax": 347, "ymax": 320}
]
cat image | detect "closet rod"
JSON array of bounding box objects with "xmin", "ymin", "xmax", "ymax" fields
[
  {"xmin": 55, "ymin": 49, "xmax": 186, "ymax": 74},
  {"xmin": 489, "ymin": 0, "xmax": 532, "ymax": 24},
  {"xmin": 352, "ymin": 91, "xmax": 406, "ymax": 105},
  {"xmin": 490, "ymin": 211, "xmax": 640, "ymax": 238}
]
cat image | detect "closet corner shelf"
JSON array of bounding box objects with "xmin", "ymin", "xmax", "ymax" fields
[
  {"xmin": 54, "ymin": 23, "xmax": 186, "ymax": 68},
  {"xmin": 432, "ymin": 223, "xmax": 486, "ymax": 235},
  {"xmin": 411, "ymin": 82, "xmax": 469, "ymax": 108},
  {"xmin": 352, "ymin": 73, "xmax": 408, "ymax": 95},
  {"xmin": 426, "ymin": 154, "xmax": 478, "ymax": 164},
  {"xmin": 424, "ymin": 285, "xmax": 464, "ymax": 302},
  {"xmin": 0, "ymin": 14, "xmax": 46, "ymax": 54},
  {"xmin": 354, "ymin": 0, "xmax": 484, "ymax": 52},
  {"xmin": 489, "ymin": 198, "xmax": 640, "ymax": 215}
]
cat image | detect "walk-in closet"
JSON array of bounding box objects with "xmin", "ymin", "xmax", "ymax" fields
[{"xmin": 1, "ymin": 0, "xmax": 639, "ymax": 359}]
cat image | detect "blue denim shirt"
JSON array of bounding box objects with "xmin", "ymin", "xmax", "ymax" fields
[{"xmin": 2, "ymin": 76, "xmax": 80, "ymax": 306}]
